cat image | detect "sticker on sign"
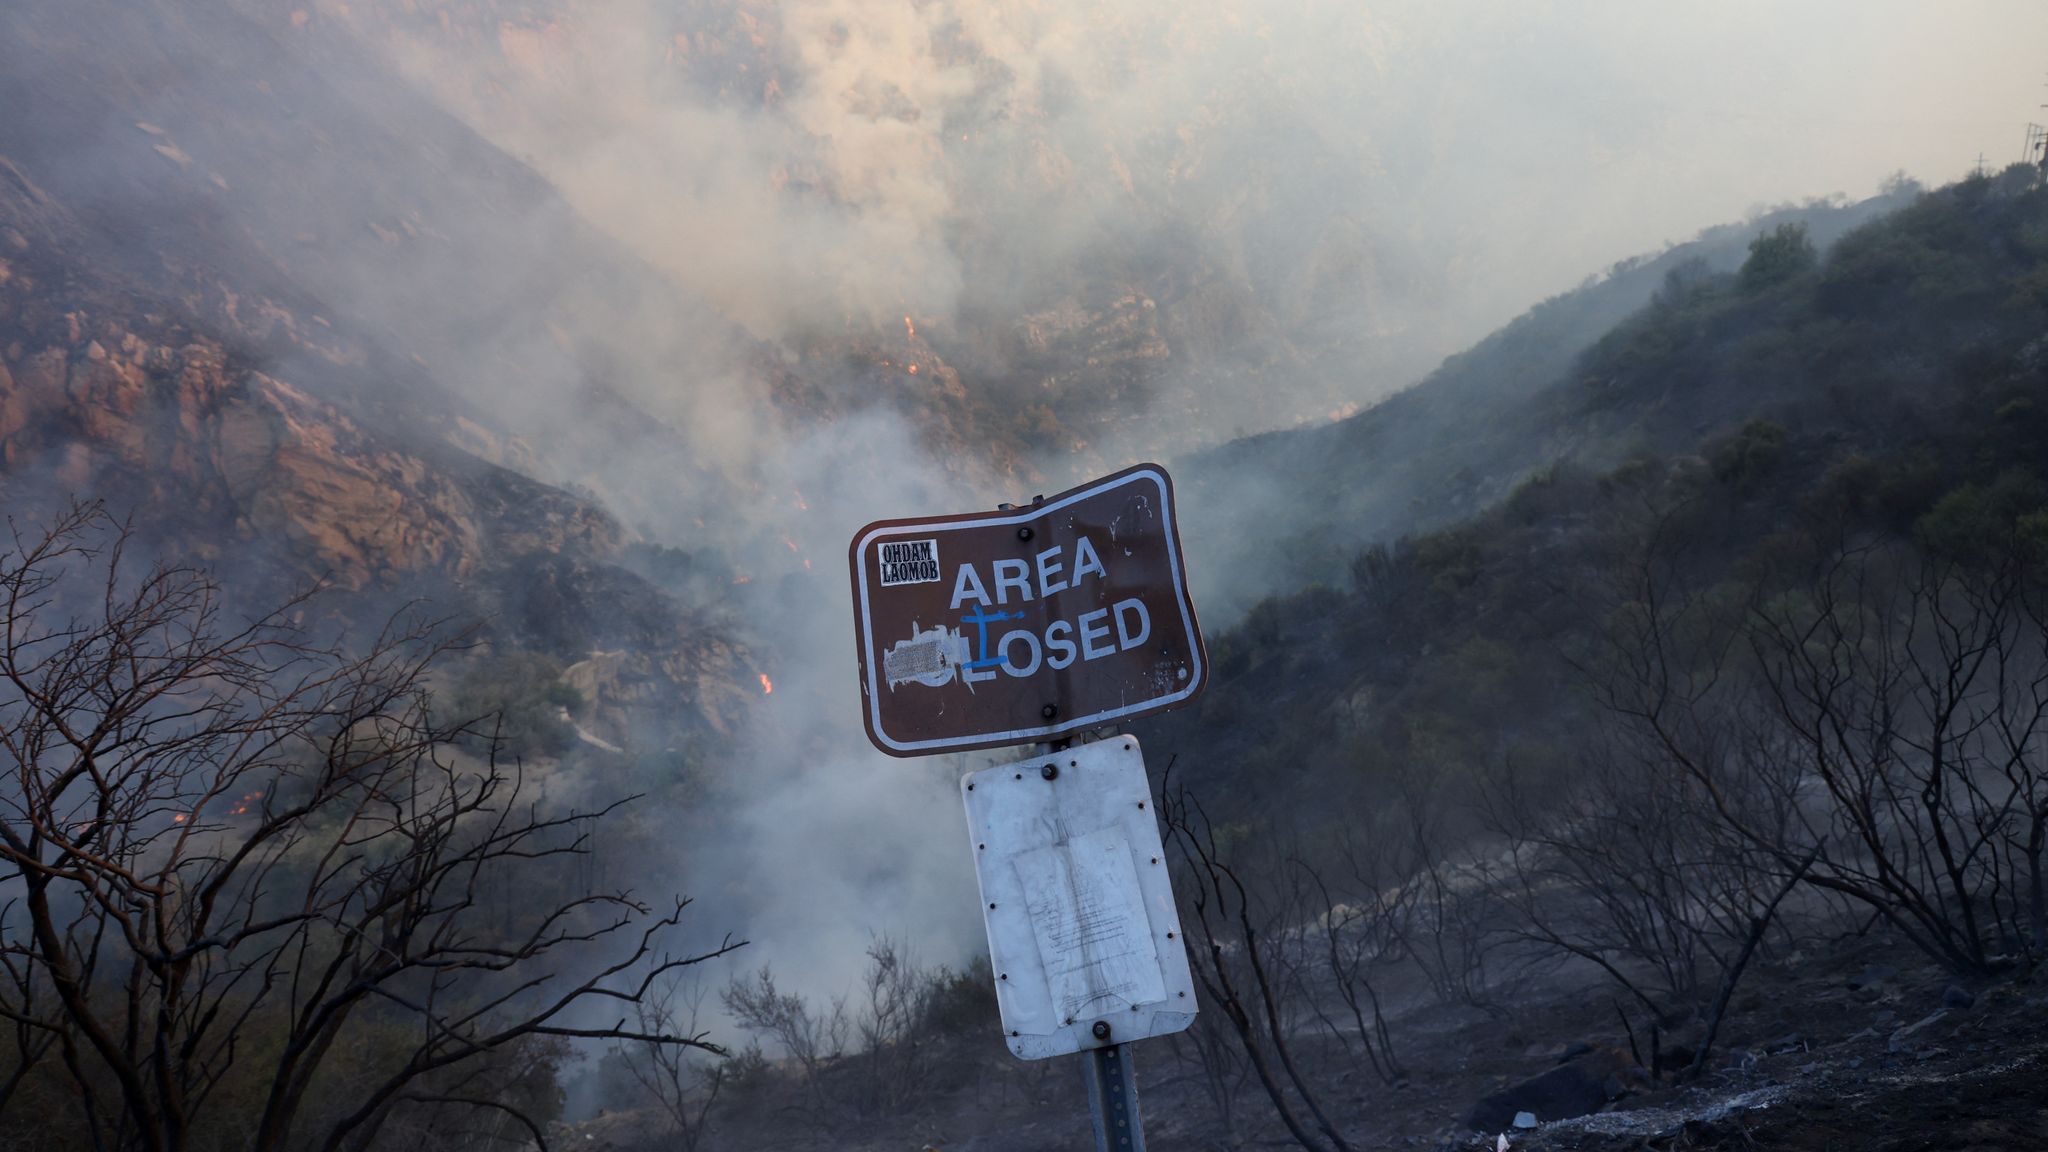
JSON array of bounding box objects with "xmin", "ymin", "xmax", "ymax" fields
[
  {"xmin": 876, "ymin": 538, "xmax": 941, "ymax": 587},
  {"xmin": 848, "ymin": 464, "xmax": 1207, "ymax": 756},
  {"xmin": 961, "ymin": 736, "xmax": 1195, "ymax": 1060}
]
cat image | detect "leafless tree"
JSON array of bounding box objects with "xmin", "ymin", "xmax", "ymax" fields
[
  {"xmin": 720, "ymin": 934, "xmax": 958, "ymax": 1130},
  {"xmin": 1743, "ymin": 542, "xmax": 2048, "ymax": 974},
  {"xmin": 1586, "ymin": 489, "xmax": 2048, "ymax": 980},
  {"xmin": 618, "ymin": 974, "xmax": 724, "ymax": 1152},
  {"xmin": 0, "ymin": 503, "xmax": 742, "ymax": 1151},
  {"xmin": 847, "ymin": 936, "xmax": 942, "ymax": 1116},
  {"xmin": 1297, "ymin": 838, "xmax": 1407, "ymax": 1087},
  {"xmin": 1169, "ymin": 1006, "xmax": 1251, "ymax": 1151},
  {"xmin": 1383, "ymin": 768, "xmax": 1501, "ymax": 1014},
  {"xmin": 721, "ymin": 964, "xmax": 848, "ymax": 1117},
  {"xmin": 1161, "ymin": 782, "xmax": 1354, "ymax": 1152}
]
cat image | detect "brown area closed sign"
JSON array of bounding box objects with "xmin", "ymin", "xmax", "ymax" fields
[{"xmin": 848, "ymin": 464, "xmax": 1207, "ymax": 756}]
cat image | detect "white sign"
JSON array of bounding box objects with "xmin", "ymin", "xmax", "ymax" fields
[{"xmin": 961, "ymin": 736, "xmax": 1196, "ymax": 1060}]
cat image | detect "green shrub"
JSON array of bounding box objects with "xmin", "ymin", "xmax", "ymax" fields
[
  {"xmin": 1740, "ymin": 222, "xmax": 1817, "ymax": 292},
  {"xmin": 447, "ymin": 652, "xmax": 582, "ymax": 756}
]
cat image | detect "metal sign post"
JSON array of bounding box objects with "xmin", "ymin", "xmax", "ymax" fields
[
  {"xmin": 847, "ymin": 466, "xmax": 1209, "ymax": 1149},
  {"xmin": 1086, "ymin": 1034, "xmax": 1146, "ymax": 1152}
]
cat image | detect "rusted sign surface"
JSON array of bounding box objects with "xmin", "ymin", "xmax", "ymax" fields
[{"xmin": 848, "ymin": 464, "xmax": 1207, "ymax": 756}]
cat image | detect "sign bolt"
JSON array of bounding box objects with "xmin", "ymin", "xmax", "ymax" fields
[
  {"xmin": 1017, "ymin": 526, "xmax": 1034, "ymax": 541},
  {"xmin": 1092, "ymin": 1021, "xmax": 1111, "ymax": 1040},
  {"xmin": 1041, "ymin": 763, "xmax": 1059, "ymax": 781},
  {"xmin": 1041, "ymin": 703, "xmax": 1058, "ymax": 719}
]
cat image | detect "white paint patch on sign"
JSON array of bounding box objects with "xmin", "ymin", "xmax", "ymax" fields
[
  {"xmin": 961, "ymin": 736, "xmax": 1195, "ymax": 1061},
  {"xmin": 882, "ymin": 622, "xmax": 968, "ymax": 689}
]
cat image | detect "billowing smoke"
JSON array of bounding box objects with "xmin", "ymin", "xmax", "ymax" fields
[
  {"xmin": 319, "ymin": 0, "xmax": 2048, "ymax": 467},
  {"xmin": 11, "ymin": 0, "xmax": 2048, "ymax": 1029},
  {"xmin": 245, "ymin": 0, "xmax": 2048, "ymax": 1012}
]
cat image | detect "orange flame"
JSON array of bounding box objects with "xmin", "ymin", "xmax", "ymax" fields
[
  {"xmin": 904, "ymin": 315, "xmax": 916, "ymax": 340},
  {"xmin": 172, "ymin": 813, "xmax": 187, "ymax": 824},
  {"xmin": 758, "ymin": 673, "xmax": 773, "ymax": 695},
  {"xmin": 907, "ymin": 364, "xmax": 919, "ymax": 375}
]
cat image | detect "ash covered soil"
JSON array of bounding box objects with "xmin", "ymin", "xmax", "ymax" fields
[{"xmin": 565, "ymin": 936, "xmax": 2048, "ymax": 1151}]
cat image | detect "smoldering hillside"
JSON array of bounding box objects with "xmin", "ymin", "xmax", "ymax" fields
[{"xmin": 8, "ymin": 1, "xmax": 2048, "ymax": 1150}]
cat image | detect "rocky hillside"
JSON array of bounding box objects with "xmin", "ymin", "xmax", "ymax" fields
[{"xmin": 0, "ymin": 96, "xmax": 754, "ymax": 750}]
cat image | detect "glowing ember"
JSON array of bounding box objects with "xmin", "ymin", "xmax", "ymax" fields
[
  {"xmin": 758, "ymin": 673, "xmax": 773, "ymax": 694},
  {"xmin": 172, "ymin": 813, "xmax": 187, "ymax": 824},
  {"xmin": 904, "ymin": 315, "xmax": 916, "ymax": 340},
  {"xmin": 783, "ymin": 536, "xmax": 799, "ymax": 552},
  {"xmin": 907, "ymin": 364, "xmax": 919, "ymax": 374},
  {"xmin": 793, "ymin": 489, "xmax": 810, "ymax": 511},
  {"xmin": 733, "ymin": 574, "xmax": 752, "ymax": 585}
]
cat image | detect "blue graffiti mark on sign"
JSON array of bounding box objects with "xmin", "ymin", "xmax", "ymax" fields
[{"xmin": 960, "ymin": 608, "xmax": 1026, "ymax": 670}]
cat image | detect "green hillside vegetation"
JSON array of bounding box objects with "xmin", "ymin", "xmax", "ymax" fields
[
  {"xmin": 1146, "ymin": 166, "xmax": 2048, "ymax": 969},
  {"xmin": 1180, "ymin": 182, "xmax": 1924, "ymax": 620}
]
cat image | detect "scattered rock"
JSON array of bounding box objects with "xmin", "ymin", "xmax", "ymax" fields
[
  {"xmin": 1887, "ymin": 1010, "xmax": 1948, "ymax": 1054},
  {"xmin": 1847, "ymin": 964, "xmax": 1899, "ymax": 991},
  {"xmin": 1767, "ymin": 1033, "xmax": 1806, "ymax": 1054},
  {"xmin": 1464, "ymin": 1047, "xmax": 1648, "ymax": 1132},
  {"xmin": 1943, "ymin": 984, "xmax": 1975, "ymax": 1009},
  {"xmin": 1552, "ymin": 1042, "xmax": 1595, "ymax": 1065}
]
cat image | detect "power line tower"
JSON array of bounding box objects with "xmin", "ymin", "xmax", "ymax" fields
[{"xmin": 2024, "ymin": 73, "xmax": 2048, "ymax": 182}]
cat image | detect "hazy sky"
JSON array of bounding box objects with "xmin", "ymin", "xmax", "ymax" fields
[{"xmin": 1413, "ymin": 0, "xmax": 2048, "ymax": 328}]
